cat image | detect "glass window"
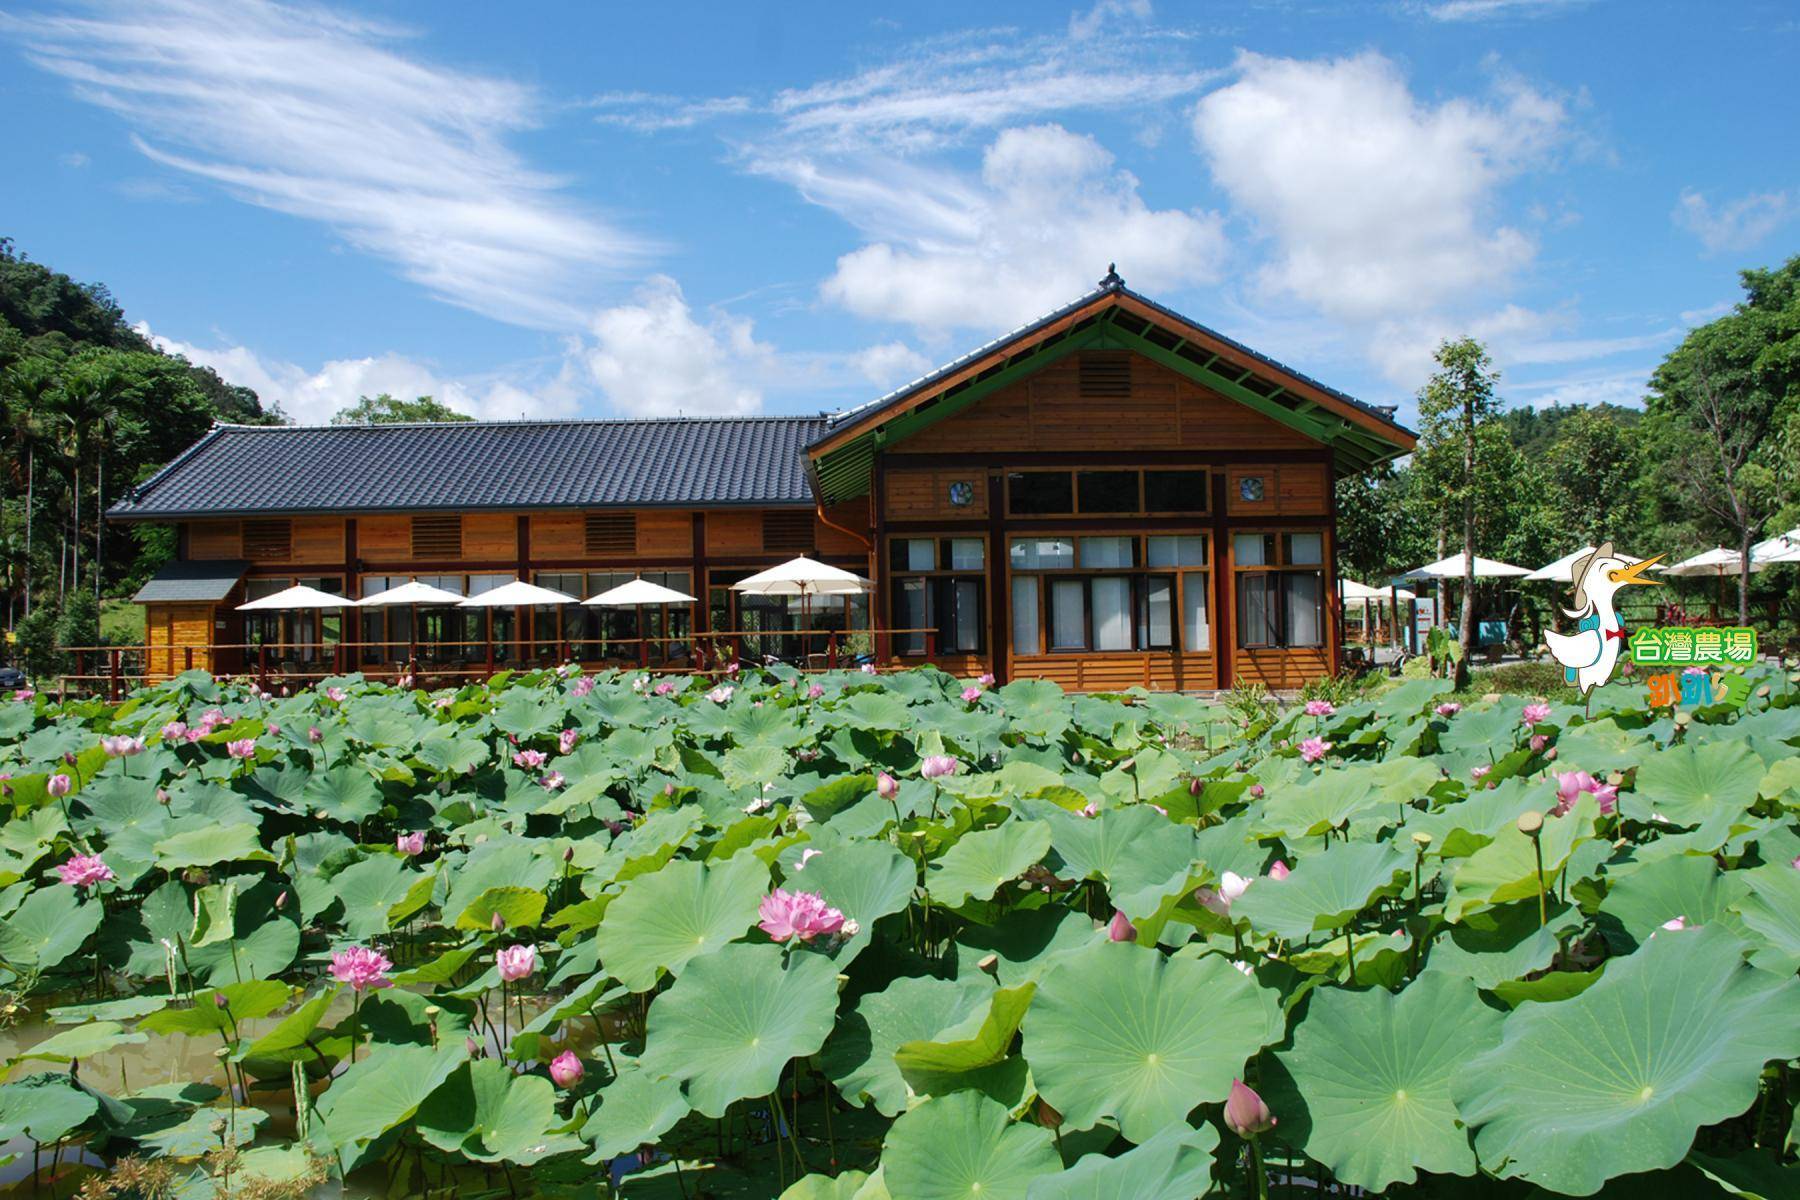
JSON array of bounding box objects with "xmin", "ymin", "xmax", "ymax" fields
[
  {"xmin": 1285, "ymin": 532, "xmax": 1325, "ymax": 566},
  {"xmin": 1237, "ymin": 574, "xmax": 1279, "ymax": 647},
  {"xmin": 1092, "ymin": 577, "xmax": 1132, "ymax": 650},
  {"xmin": 894, "ymin": 578, "xmax": 929, "ymax": 656},
  {"xmin": 1011, "ymin": 538, "xmax": 1076, "ymax": 571},
  {"xmin": 1144, "ymin": 470, "xmax": 1208, "ymax": 513},
  {"xmin": 1077, "ymin": 471, "xmax": 1138, "ymax": 513},
  {"xmin": 1147, "ymin": 536, "xmax": 1207, "ymax": 567},
  {"xmin": 949, "ymin": 538, "xmax": 985, "ymax": 570},
  {"xmin": 1011, "ymin": 577, "xmax": 1040, "ymax": 656},
  {"xmin": 1080, "ymin": 537, "xmax": 1135, "ymax": 569},
  {"xmin": 890, "ymin": 539, "xmax": 935, "ymax": 572},
  {"xmin": 1234, "ymin": 534, "xmax": 1276, "ymax": 567},
  {"xmin": 1139, "ymin": 576, "xmax": 1174, "ymax": 650},
  {"xmin": 1050, "ymin": 579, "xmax": 1087, "ymax": 650},
  {"xmin": 1286, "ymin": 571, "xmax": 1324, "ymax": 646},
  {"xmin": 1008, "ymin": 471, "xmax": 1074, "ymax": 514},
  {"xmin": 947, "ymin": 579, "xmax": 983, "ymax": 653},
  {"xmin": 1181, "ymin": 575, "xmax": 1210, "ymax": 651}
]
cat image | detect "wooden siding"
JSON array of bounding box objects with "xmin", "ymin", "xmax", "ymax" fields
[
  {"xmin": 530, "ymin": 513, "xmax": 584, "ymax": 560},
  {"xmin": 189, "ymin": 521, "xmax": 241, "ymax": 560},
  {"xmin": 815, "ymin": 500, "xmax": 873, "ymax": 557},
  {"xmin": 1226, "ymin": 464, "xmax": 1328, "ymax": 517},
  {"xmin": 291, "ymin": 518, "xmax": 346, "ymax": 565},
  {"xmin": 145, "ymin": 602, "xmax": 216, "ymax": 678},
  {"xmin": 902, "ymin": 352, "xmax": 1318, "ymax": 456},
  {"xmin": 637, "ymin": 510, "xmax": 692, "ymax": 558},
  {"xmin": 1010, "ymin": 652, "xmax": 1218, "ymax": 693},
  {"xmin": 705, "ymin": 510, "xmax": 763, "ymax": 557},
  {"xmin": 463, "ymin": 513, "xmax": 517, "ymax": 560},
  {"xmin": 358, "ymin": 515, "xmax": 410, "ymax": 560},
  {"xmin": 1233, "ymin": 647, "xmax": 1331, "ymax": 690},
  {"xmin": 885, "ymin": 469, "xmax": 990, "ymax": 521}
]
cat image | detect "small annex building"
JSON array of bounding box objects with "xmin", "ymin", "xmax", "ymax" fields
[{"xmin": 110, "ymin": 273, "xmax": 1414, "ymax": 691}]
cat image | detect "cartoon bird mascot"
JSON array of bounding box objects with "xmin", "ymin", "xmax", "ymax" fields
[{"xmin": 1545, "ymin": 542, "xmax": 1662, "ymax": 695}]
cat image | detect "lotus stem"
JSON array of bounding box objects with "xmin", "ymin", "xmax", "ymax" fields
[{"xmin": 1249, "ymin": 1135, "xmax": 1269, "ymax": 1200}]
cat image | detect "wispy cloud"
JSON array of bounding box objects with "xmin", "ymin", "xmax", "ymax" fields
[
  {"xmin": 1416, "ymin": 0, "xmax": 1591, "ymax": 22},
  {"xmin": 1672, "ymin": 187, "xmax": 1795, "ymax": 254},
  {"xmin": 6, "ymin": 0, "xmax": 654, "ymax": 330}
]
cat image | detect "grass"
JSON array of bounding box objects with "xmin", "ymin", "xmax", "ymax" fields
[{"xmin": 100, "ymin": 598, "xmax": 143, "ymax": 646}]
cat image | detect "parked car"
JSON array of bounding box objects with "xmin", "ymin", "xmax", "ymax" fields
[{"xmin": 0, "ymin": 663, "xmax": 26, "ymax": 691}]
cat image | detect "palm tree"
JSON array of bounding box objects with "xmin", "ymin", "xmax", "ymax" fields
[
  {"xmin": 0, "ymin": 361, "xmax": 60, "ymax": 616},
  {"xmin": 50, "ymin": 363, "xmax": 132, "ymax": 605}
]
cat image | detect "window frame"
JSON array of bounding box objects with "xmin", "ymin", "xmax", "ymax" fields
[
  {"xmin": 1231, "ymin": 529, "xmax": 1328, "ymax": 650},
  {"xmin": 1007, "ymin": 532, "xmax": 1211, "ymax": 657},
  {"xmin": 1002, "ymin": 467, "xmax": 1210, "ymax": 519},
  {"xmin": 886, "ymin": 535, "xmax": 988, "ymax": 657}
]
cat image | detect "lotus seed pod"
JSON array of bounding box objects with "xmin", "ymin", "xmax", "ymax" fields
[
  {"xmin": 1674, "ymin": 711, "xmax": 1692, "ymax": 726},
  {"xmin": 424, "ymin": 1005, "xmax": 441, "ymax": 1019},
  {"xmin": 213, "ymin": 1046, "xmax": 230, "ymax": 1058},
  {"xmin": 1607, "ymin": 771, "xmax": 1624, "ymax": 786},
  {"xmin": 977, "ymin": 953, "xmax": 999, "ymax": 976},
  {"xmin": 1410, "ymin": 831, "xmax": 1433, "ymax": 846},
  {"xmin": 1756, "ymin": 685, "xmax": 1770, "ymax": 698},
  {"xmin": 1516, "ymin": 810, "xmax": 1544, "ymax": 836}
]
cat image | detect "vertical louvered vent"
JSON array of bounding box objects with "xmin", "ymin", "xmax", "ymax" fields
[
  {"xmin": 762, "ymin": 511, "xmax": 815, "ymax": 554},
  {"xmin": 584, "ymin": 512, "xmax": 637, "ymax": 555},
  {"xmin": 411, "ymin": 514, "xmax": 462, "ymax": 558},
  {"xmin": 1079, "ymin": 353, "xmax": 1132, "ymax": 398},
  {"xmin": 242, "ymin": 519, "xmax": 292, "ymax": 561}
]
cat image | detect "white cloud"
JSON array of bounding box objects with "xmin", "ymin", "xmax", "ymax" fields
[
  {"xmin": 1418, "ymin": 0, "xmax": 1590, "ymax": 21},
  {"xmin": 797, "ymin": 124, "xmax": 1226, "ymax": 334},
  {"xmin": 1509, "ymin": 367, "xmax": 1652, "ymax": 409},
  {"xmin": 580, "ymin": 276, "xmax": 771, "ymax": 418},
  {"xmin": 1069, "ymin": 0, "xmax": 1153, "ymax": 41},
  {"xmin": 1673, "ymin": 188, "xmax": 1794, "ymax": 253},
  {"xmin": 58, "ymin": 150, "xmax": 88, "ymax": 168},
  {"xmin": 6, "ymin": 0, "xmax": 651, "ymax": 330},
  {"xmin": 850, "ymin": 341, "xmax": 934, "ymax": 388},
  {"xmin": 135, "ymin": 322, "xmax": 578, "ymax": 426},
  {"xmin": 1192, "ymin": 51, "xmax": 1567, "ymax": 325}
]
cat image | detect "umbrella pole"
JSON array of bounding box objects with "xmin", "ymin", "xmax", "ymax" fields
[{"xmin": 638, "ymin": 604, "xmax": 648, "ymax": 669}]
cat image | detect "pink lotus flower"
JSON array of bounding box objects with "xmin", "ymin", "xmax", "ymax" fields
[
  {"xmin": 757, "ymin": 889, "xmax": 847, "ymax": 943},
  {"xmin": 1552, "ymin": 770, "xmax": 1617, "ymax": 816},
  {"xmin": 540, "ymin": 771, "xmax": 566, "ymax": 791},
  {"xmin": 1248, "ymin": 783, "xmax": 1264, "ymax": 798},
  {"xmin": 920, "ymin": 755, "xmax": 959, "ymax": 779},
  {"xmin": 1522, "ymin": 702, "xmax": 1552, "ymax": 727},
  {"xmin": 977, "ymin": 673, "xmax": 995, "ymax": 686},
  {"xmin": 13, "ymin": 687, "xmax": 33, "ymax": 702},
  {"xmin": 860, "ymin": 663, "xmax": 877, "ymax": 674},
  {"xmin": 1080, "ymin": 802, "xmax": 1100, "ymax": 817},
  {"xmin": 1470, "ymin": 764, "xmax": 1491, "ymax": 781},
  {"xmin": 707, "ymin": 685, "xmax": 734, "ymax": 704},
  {"xmin": 266, "ymin": 723, "xmax": 282, "ymax": 737},
  {"xmin": 807, "ymin": 684, "xmax": 825, "ymax": 700},
  {"xmin": 396, "ymin": 831, "xmax": 426, "ymax": 856},
  {"xmin": 549, "ymin": 1051, "xmax": 584, "ymax": 1089},
  {"xmin": 876, "ymin": 772, "xmax": 899, "ymax": 799},
  {"xmin": 1267, "ymin": 860, "xmax": 1290, "ymax": 881},
  {"xmin": 199, "ymin": 708, "xmax": 227, "ymax": 730},
  {"xmin": 1659, "ymin": 915, "xmax": 1689, "ymax": 931},
  {"xmin": 1223, "ymin": 1079, "xmax": 1277, "ymax": 1137},
  {"xmin": 1304, "ymin": 699, "xmax": 1335, "ymax": 717},
  {"xmin": 308, "ymin": 726, "xmax": 323, "ymax": 743},
  {"xmin": 1435, "ymin": 702, "xmax": 1462, "ymax": 717},
  {"xmin": 434, "ymin": 694, "xmax": 454, "ymax": 709},
  {"xmin": 1197, "ymin": 871, "xmax": 1252, "ymax": 916},
  {"xmin": 961, "ymin": 686, "xmax": 983, "ymax": 703},
  {"xmin": 161, "ymin": 721, "xmax": 188, "ymax": 740},
  {"xmin": 329, "ymin": 946, "xmax": 394, "ymax": 992},
  {"xmin": 101, "ymin": 735, "xmax": 146, "ymax": 758},
  {"xmin": 558, "ymin": 729, "xmax": 580, "ymax": 755},
  {"xmin": 513, "ymin": 749, "xmax": 547, "ymax": 770},
  {"xmin": 1107, "ymin": 909, "xmax": 1137, "ymax": 941},
  {"xmin": 648, "ymin": 680, "xmax": 671, "ymax": 696},
  {"xmin": 325, "ymin": 687, "xmax": 347, "ymax": 703},
  {"xmin": 47, "ymin": 773, "xmax": 72, "ymax": 798},
  {"xmin": 1529, "ymin": 734, "xmax": 1547, "ymax": 752},
  {"xmin": 58, "ymin": 854, "xmax": 113, "ymax": 888},
  {"xmin": 496, "ymin": 944, "xmax": 536, "ymax": 982},
  {"xmin": 795, "ymin": 848, "xmax": 822, "ymax": 871},
  {"xmin": 571, "ymin": 676, "xmax": 596, "ymax": 698},
  {"xmin": 1299, "ymin": 737, "xmax": 1331, "ymax": 763},
  {"xmin": 226, "ymin": 739, "xmax": 257, "ymax": 760},
  {"xmin": 185, "ymin": 729, "xmax": 205, "ymax": 744}
]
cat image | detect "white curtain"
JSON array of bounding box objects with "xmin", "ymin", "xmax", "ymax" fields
[
  {"xmin": 1286, "ymin": 572, "xmax": 1324, "ymax": 646},
  {"xmin": 1012, "ymin": 577, "xmax": 1040, "ymax": 655},
  {"xmin": 1139, "ymin": 577, "xmax": 1173, "ymax": 649},
  {"xmin": 1051, "ymin": 579, "xmax": 1086, "ymax": 649},
  {"xmin": 1182, "ymin": 574, "xmax": 1210, "ymax": 650},
  {"xmin": 1092, "ymin": 577, "xmax": 1131, "ymax": 650}
]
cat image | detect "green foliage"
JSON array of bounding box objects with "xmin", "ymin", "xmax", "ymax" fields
[
  {"xmin": 0, "ymin": 662, "xmax": 1795, "ymax": 1198},
  {"xmin": 330, "ymin": 392, "xmax": 473, "ymax": 425}
]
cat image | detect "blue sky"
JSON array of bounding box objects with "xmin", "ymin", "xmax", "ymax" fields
[{"xmin": 2, "ymin": 0, "xmax": 1795, "ymax": 427}]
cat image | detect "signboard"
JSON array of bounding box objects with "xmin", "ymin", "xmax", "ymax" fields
[{"xmin": 1411, "ymin": 597, "xmax": 1437, "ymax": 654}]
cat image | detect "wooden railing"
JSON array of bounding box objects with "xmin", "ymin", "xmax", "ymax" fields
[{"xmin": 48, "ymin": 627, "xmax": 947, "ymax": 700}]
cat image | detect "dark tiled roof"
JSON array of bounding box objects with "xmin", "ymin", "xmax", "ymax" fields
[
  {"xmin": 109, "ymin": 417, "xmax": 830, "ymax": 519},
  {"xmin": 133, "ymin": 559, "xmax": 248, "ymax": 602}
]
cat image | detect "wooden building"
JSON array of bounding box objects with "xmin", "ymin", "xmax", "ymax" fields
[{"xmin": 111, "ymin": 275, "xmax": 1414, "ymax": 690}]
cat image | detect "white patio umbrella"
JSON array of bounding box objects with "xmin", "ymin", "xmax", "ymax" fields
[
  {"xmin": 1524, "ymin": 546, "xmax": 1645, "ymax": 583},
  {"xmin": 586, "ymin": 578, "xmax": 698, "ymax": 664},
  {"xmin": 584, "ymin": 578, "xmax": 698, "ymax": 606},
  {"xmin": 731, "ymin": 556, "xmax": 871, "ymax": 665},
  {"xmin": 356, "ymin": 580, "xmax": 467, "ymax": 606},
  {"xmin": 1661, "ymin": 547, "xmax": 1766, "ymax": 577},
  {"xmin": 235, "ymin": 584, "xmax": 355, "ymax": 610},
  {"xmin": 456, "ymin": 580, "xmax": 579, "ymax": 608},
  {"xmin": 1339, "ymin": 579, "xmax": 1410, "ymax": 646},
  {"xmin": 1400, "ymin": 553, "xmax": 1532, "ymax": 581},
  {"xmin": 1751, "ymin": 527, "xmax": 1800, "ymax": 564},
  {"xmin": 730, "ymin": 556, "xmax": 872, "ymax": 597}
]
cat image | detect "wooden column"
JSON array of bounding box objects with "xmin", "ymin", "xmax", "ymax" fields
[
  {"xmin": 1210, "ymin": 471, "xmax": 1234, "ymax": 691},
  {"xmin": 1324, "ymin": 459, "xmax": 1342, "ymax": 676},
  {"xmin": 871, "ymin": 456, "xmax": 890, "ymax": 663},
  {"xmin": 985, "ymin": 468, "xmax": 1008, "ymax": 684},
  {"xmin": 516, "ymin": 515, "xmax": 531, "ymax": 662}
]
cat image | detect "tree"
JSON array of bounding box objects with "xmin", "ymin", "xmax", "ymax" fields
[
  {"xmin": 1414, "ymin": 338, "xmax": 1504, "ymax": 688},
  {"xmin": 1539, "ymin": 406, "xmax": 1646, "ymax": 548},
  {"xmin": 1645, "ymin": 255, "xmax": 1800, "ymax": 623},
  {"xmin": 331, "ymin": 393, "xmax": 472, "ymax": 425}
]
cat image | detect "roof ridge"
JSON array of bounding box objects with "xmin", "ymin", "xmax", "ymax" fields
[{"xmin": 213, "ymin": 413, "xmax": 832, "ymax": 432}]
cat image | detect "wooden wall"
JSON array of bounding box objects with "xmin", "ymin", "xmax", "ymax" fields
[
  {"xmin": 145, "ymin": 602, "xmax": 216, "ymax": 677},
  {"xmin": 901, "ymin": 353, "xmax": 1316, "ymax": 455}
]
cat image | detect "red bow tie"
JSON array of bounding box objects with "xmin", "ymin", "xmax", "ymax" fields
[{"xmin": 1604, "ymin": 626, "xmax": 1626, "ymax": 642}]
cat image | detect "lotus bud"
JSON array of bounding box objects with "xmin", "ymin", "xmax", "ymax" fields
[
  {"xmin": 466, "ymin": 1037, "xmax": 481, "ymax": 1058},
  {"xmin": 977, "ymin": 954, "xmax": 999, "ymax": 976},
  {"xmin": 664, "ymin": 782, "xmax": 676, "ymax": 796},
  {"xmin": 1223, "ymin": 1078, "xmax": 1277, "ymax": 1137},
  {"xmin": 491, "ymin": 912, "xmax": 505, "ymax": 932},
  {"xmin": 1107, "ymin": 909, "xmax": 1137, "ymax": 942},
  {"xmin": 1189, "ymin": 777, "xmax": 1202, "ymax": 796},
  {"xmin": 1516, "ymin": 810, "xmax": 1544, "ymax": 837},
  {"xmin": 48, "ymin": 773, "xmax": 72, "ymax": 798},
  {"xmin": 275, "ymin": 890, "xmax": 288, "ymax": 909},
  {"xmin": 563, "ymin": 846, "xmax": 574, "ymax": 863},
  {"xmin": 1036, "ymin": 1098, "xmax": 1064, "ymax": 1130},
  {"xmin": 63, "ymin": 752, "xmax": 78, "ymax": 767},
  {"xmin": 1248, "ymin": 783, "xmax": 1264, "ymax": 798},
  {"xmin": 308, "ymin": 726, "xmax": 323, "ymax": 743},
  {"xmin": 214, "ymin": 992, "xmax": 230, "ymax": 1009},
  {"xmin": 877, "ymin": 772, "xmax": 899, "ymax": 800},
  {"xmin": 549, "ymin": 1051, "xmax": 585, "ymax": 1089}
]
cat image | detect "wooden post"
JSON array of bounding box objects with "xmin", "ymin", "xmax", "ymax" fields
[
  {"xmin": 109, "ymin": 648, "xmax": 121, "ymax": 701},
  {"xmin": 258, "ymin": 643, "xmax": 268, "ymax": 691}
]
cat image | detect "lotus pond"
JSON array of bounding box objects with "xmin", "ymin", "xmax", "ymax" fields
[{"xmin": 0, "ymin": 663, "xmax": 1796, "ymax": 1199}]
